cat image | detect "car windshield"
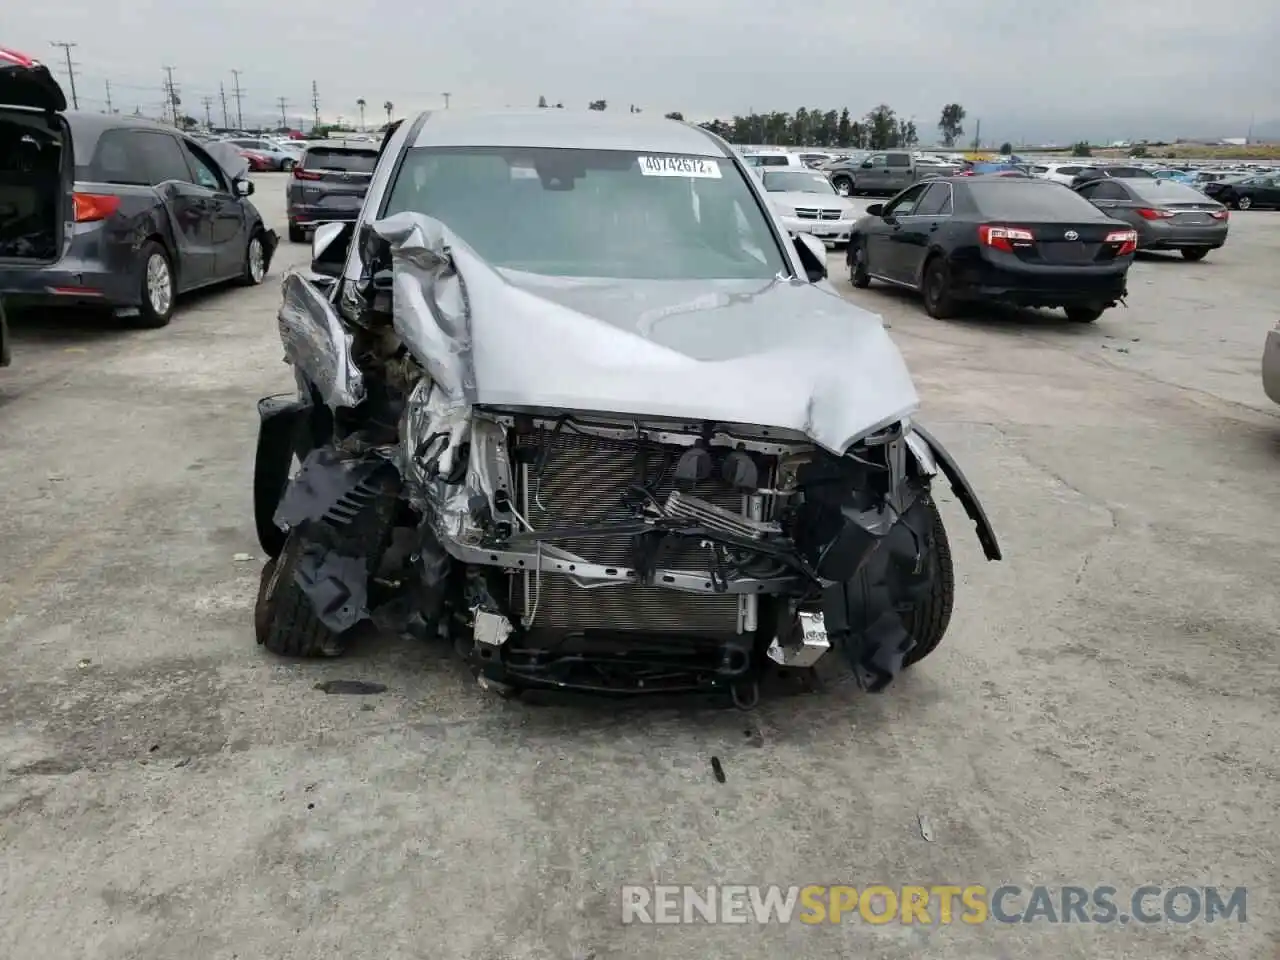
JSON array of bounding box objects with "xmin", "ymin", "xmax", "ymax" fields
[
  {"xmin": 967, "ymin": 181, "xmax": 1112, "ymax": 221},
  {"xmin": 1127, "ymin": 180, "xmax": 1217, "ymax": 204},
  {"xmin": 761, "ymin": 171, "xmax": 836, "ymax": 194},
  {"xmin": 383, "ymin": 146, "xmax": 786, "ymax": 280},
  {"xmin": 303, "ymin": 148, "xmax": 378, "ymax": 173}
]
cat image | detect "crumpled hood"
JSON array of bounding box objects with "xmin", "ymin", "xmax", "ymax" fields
[{"xmin": 372, "ymin": 212, "xmax": 918, "ymax": 454}]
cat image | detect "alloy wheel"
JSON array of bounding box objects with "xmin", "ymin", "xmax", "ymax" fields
[
  {"xmin": 248, "ymin": 236, "xmax": 265, "ymax": 283},
  {"xmin": 146, "ymin": 253, "xmax": 173, "ymax": 316}
]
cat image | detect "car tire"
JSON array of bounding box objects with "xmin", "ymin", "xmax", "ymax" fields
[
  {"xmin": 1234, "ymin": 195, "xmax": 1251, "ymax": 211},
  {"xmin": 1065, "ymin": 306, "xmax": 1104, "ymax": 323},
  {"xmin": 901, "ymin": 496, "xmax": 955, "ymax": 667},
  {"xmin": 255, "ymin": 475, "xmax": 400, "ymax": 659},
  {"xmin": 832, "ymin": 176, "xmax": 853, "ymax": 197},
  {"xmin": 850, "ymin": 242, "xmax": 871, "ymax": 288},
  {"xmin": 239, "ymin": 230, "xmax": 269, "ymax": 286},
  {"xmin": 134, "ymin": 241, "xmax": 176, "ymax": 329},
  {"xmin": 1181, "ymin": 246, "xmax": 1211, "ymax": 262},
  {"xmin": 921, "ymin": 257, "xmax": 956, "ymax": 319},
  {"xmin": 288, "ymin": 224, "xmax": 306, "ymax": 244},
  {"xmin": 281, "ymin": 158, "xmax": 295, "ymax": 172}
]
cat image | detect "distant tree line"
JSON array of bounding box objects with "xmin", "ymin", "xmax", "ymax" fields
[{"xmin": 535, "ymin": 100, "xmax": 971, "ymax": 152}]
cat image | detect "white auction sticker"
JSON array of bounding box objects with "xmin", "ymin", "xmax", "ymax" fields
[{"xmin": 637, "ymin": 156, "xmax": 722, "ymax": 178}]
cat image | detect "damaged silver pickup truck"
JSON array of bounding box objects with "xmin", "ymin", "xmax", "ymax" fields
[{"xmin": 252, "ymin": 110, "xmax": 1001, "ymax": 701}]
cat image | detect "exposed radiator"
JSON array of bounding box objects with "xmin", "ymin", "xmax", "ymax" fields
[{"xmin": 509, "ymin": 428, "xmax": 752, "ymax": 636}]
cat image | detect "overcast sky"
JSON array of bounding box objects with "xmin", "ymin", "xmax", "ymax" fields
[{"xmin": 9, "ymin": 0, "xmax": 1278, "ymax": 142}]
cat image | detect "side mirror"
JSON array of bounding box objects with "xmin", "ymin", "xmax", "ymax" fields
[
  {"xmin": 860, "ymin": 161, "xmax": 873, "ymax": 169},
  {"xmin": 793, "ymin": 234, "xmax": 828, "ymax": 283},
  {"xmin": 865, "ymin": 203, "xmax": 884, "ymax": 217},
  {"xmin": 234, "ymin": 178, "xmax": 254, "ymax": 197},
  {"xmin": 311, "ymin": 221, "xmax": 353, "ymax": 278}
]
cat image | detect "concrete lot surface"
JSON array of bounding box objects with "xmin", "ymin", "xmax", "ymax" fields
[{"xmin": 1, "ymin": 173, "xmax": 1277, "ymax": 959}]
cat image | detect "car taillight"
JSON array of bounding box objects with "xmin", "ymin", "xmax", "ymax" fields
[
  {"xmin": 73, "ymin": 192, "xmax": 121, "ymax": 222},
  {"xmin": 978, "ymin": 224, "xmax": 1034, "ymax": 252},
  {"xmin": 293, "ymin": 167, "xmax": 321, "ymax": 180},
  {"xmin": 1210, "ymin": 209, "xmax": 1229, "ymax": 220},
  {"xmin": 1105, "ymin": 228, "xmax": 1138, "ymax": 255},
  {"xmin": 1136, "ymin": 207, "xmax": 1175, "ymax": 220}
]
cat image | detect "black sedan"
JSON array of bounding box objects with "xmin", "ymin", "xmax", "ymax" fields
[
  {"xmin": 1202, "ymin": 174, "xmax": 1280, "ymax": 210},
  {"xmin": 847, "ymin": 175, "xmax": 1138, "ymax": 323},
  {"xmin": 2, "ymin": 56, "xmax": 276, "ymax": 328}
]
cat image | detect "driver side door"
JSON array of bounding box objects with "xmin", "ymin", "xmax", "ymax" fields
[
  {"xmin": 179, "ymin": 139, "xmax": 248, "ymax": 280},
  {"xmin": 869, "ymin": 183, "xmax": 930, "ymax": 283}
]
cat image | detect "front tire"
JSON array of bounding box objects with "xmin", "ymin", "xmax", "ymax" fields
[
  {"xmin": 239, "ymin": 230, "xmax": 268, "ymax": 286},
  {"xmin": 850, "ymin": 242, "xmax": 871, "ymax": 288},
  {"xmin": 901, "ymin": 497, "xmax": 955, "ymax": 667},
  {"xmin": 134, "ymin": 241, "xmax": 175, "ymax": 328},
  {"xmin": 832, "ymin": 176, "xmax": 853, "ymax": 197},
  {"xmin": 288, "ymin": 224, "xmax": 306, "ymax": 243},
  {"xmin": 1234, "ymin": 195, "xmax": 1251, "ymax": 211},
  {"xmin": 921, "ymin": 257, "xmax": 956, "ymax": 319},
  {"xmin": 281, "ymin": 158, "xmax": 295, "ymax": 172},
  {"xmin": 1181, "ymin": 246, "xmax": 1210, "ymax": 262},
  {"xmin": 1065, "ymin": 306, "xmax": 1104, "ymax": 323}
]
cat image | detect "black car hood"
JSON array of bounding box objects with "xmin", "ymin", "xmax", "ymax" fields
[{"xmin": 0, "ymin": 48, "xmax": 67, "ymax": 112}]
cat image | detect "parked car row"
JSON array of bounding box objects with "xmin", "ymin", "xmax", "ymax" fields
[{"xmin": 0, "ymin": 48, "xmax": 277, "ymax": 362}]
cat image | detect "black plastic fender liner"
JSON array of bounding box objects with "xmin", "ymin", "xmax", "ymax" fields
[
  {"xmin": 254, "ymin": 394, "xmax": 311, "ymax": 558},
  {"xmin": 824, "ymin": 494, "xmax": 939, "ymax": 692},
  {"xmin": 908, "ymin": 423, "xmax": 1003, "ymax": 562}
]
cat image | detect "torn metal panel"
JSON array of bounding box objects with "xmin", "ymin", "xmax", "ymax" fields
[
  {"xmin": 274, "ymin": 447, "xmax": 388, "ymax": 533},
  {"xmin": 277, "ymin": 270, "xmax": 365, "ymax": 410},
  {"xmin": 368, "ymin": 210, "xmax": 918, "ymax": 454}
]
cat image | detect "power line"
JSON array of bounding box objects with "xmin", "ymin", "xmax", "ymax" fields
[
  {"xmin": 230, "ymin": 69, "xmax": 245, "ymax": 129},
  {"xmin": 50, "ymin": 41, "xmax": 80, "ymax": 109}
]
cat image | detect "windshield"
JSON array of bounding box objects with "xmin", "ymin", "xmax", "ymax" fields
[
  {"xmin": 967, "ymin": 181, "xmax": 1111, "ymax": 221},
  {"xmin": 761, "ymin": 171, "xmax": 836, "ymax": 194},
  {"xmin": 303, "ymin": 148, "xmax": 378, "ymax": 173},
  {"xmin": 1128, "ymin": 180, "xmax": 1218, "ymax": 204},
  {"xmin": 383, "ymin": 146, "xmax": 786, "ymax": 280}
]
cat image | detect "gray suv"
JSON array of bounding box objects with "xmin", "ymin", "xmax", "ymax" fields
[{"xmin": 285, "ymin": 140, "xmax": 379, "ymax": 242}]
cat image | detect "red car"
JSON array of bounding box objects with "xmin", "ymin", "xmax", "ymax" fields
[{"xmin": 239, "ymin": 149, "xmax": 272, "ymax": 172}]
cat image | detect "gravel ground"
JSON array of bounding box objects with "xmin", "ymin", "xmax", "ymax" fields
[{"xmin": 1, "ymin": 173, "xmax": 1277, "ymax": 960}]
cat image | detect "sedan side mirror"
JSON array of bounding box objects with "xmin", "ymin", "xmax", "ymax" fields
[
  {"xmin": 793, "ymin": 233, "xmax": 828, "ymax": 282},
  {"xmin": 865, "ymin": 203, "xmax": 884, "ymax": 217},
  {"xmin": 311, "ymin": 221, "xmax": 353, "ymax": 278},
  {"xmin": 234, "ymin": 178, "xmax": 254, "ymax": 197}
]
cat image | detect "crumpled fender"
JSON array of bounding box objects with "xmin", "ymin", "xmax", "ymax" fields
[{"xmin": 908, "ymin": 423, "xmax": 1002, "ymax": 562}]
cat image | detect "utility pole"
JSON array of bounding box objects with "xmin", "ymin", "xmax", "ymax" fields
[
  {"xmin": 442, "ymin": 92, "xmax": 451, "ymax": 109},
  {"xmin": 163, "ymin": 66, "xmax": 180, "ymax": 127},
  {"xmin": 277, "ymin": 97, "xmax": 288, "ymax": 130},
  {"xmin": 218, "ymin": 82, "xmax": 229, "ymax": 129},
  {"xmin": 230, "ymin": 69, "xmax": 245, "ymax": 130},
  {"xmin": 311, "ymin": 80, "xmax": 321, "ymax": 130},
  {"xmin": 104, "ymin": 79, "xmax": 113, "ymax": 115},
  {"xmin": 202, "ymin": 96, "xmax": 214, "ymax": 129},
  {"xmin": 49, "ymin": 41, "xmax": 79, "ymax": 109},
  {"xmin": 971, "ymin": 118, "xmax": 982, "ymax": 151}
]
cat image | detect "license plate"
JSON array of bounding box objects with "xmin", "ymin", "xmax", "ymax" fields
[{"xmin": 325, "ymin": 195, "xmax": 363, "ymax": 209}]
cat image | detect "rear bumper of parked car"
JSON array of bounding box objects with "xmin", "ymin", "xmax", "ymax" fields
[
  {"xmin": 1139, "ymin": 221, "xmax": 1228, "ymax": 250},
  {"xmin": 779, "ymin": 214, "xmax": 856, "ymax": 245},
  {"xmin": 956, "ymin": 258, "xmax": 1129, "ymax": 308},
  {"xmin": 1262, "ymin": 327, "xmax": 1280, "ymax": 406},
  {"xmin": 0, "ymin": 253, "xmax": 139, "ymax": 309}
]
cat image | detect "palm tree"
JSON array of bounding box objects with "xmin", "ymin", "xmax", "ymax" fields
[
  {"xmin": 356, "ymin": 98, "xmax": 366, "ymax": 131},
  {"xmin": 383, "ymin": 100, "xmax": 393, "ymax": 125}
]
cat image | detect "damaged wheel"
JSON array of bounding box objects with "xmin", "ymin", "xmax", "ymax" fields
[
  {"xmin": 255, "ymin": 476, "xmax": 400, "ymax": 658},
  {"xmin": 826, "ymin": 495, "xmax": 955, "ymax": 690}
]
